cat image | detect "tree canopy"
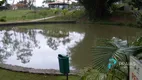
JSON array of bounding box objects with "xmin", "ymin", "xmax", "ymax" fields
[
  {"xmin": 78, "ymin": 0, "xmax": 120, "ymax": 19},
  {"xmin": 0, "ymin": 0, "xmax": 6, "ymax": 6},
  {"xmin": 130, "ymin": 0, "xmax": 142, "ymax": 10}
]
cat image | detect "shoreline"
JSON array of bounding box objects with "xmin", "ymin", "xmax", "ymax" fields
[
  {"xmin": 0, "ymin": 21, "xmax": 76, "ymax": 26},
  {"xmin": 0, "ymin": 63, "xmax": 78, "ymax": 76}
]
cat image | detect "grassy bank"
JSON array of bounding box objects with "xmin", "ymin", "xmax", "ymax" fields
[
  {"xmin": 46, "ymin": 10, "xmax": 85, "ymax": 21},
  {"xmin": 0, "ymin": 9, "xmax": 56, "ymax": 22},
  {"xmin": 0, "ymin": 68, "xmax": 79, "ymax": 80},
  {"xmin": 46, "ymin": 10, "xmax": 139, "ymax": 27},
  {"xmin": 0, "ymin": 9, "xmax": 139, "ymax": 28}
]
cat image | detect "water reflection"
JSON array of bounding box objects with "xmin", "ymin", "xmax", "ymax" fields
[
  {"xmin": 0, "ymin": 29, "xmax": 39, "ymax": 64},
  {"xmin": 0, "ymin": 27, "xmax": 85, "ymax": 69},
  {"xmin": 0, "ymin": 24, "xmax": 142, "ymax": 70},
  {"xmin": 68, "ymin": 24, "xmax": 142, "ymax": 70}
]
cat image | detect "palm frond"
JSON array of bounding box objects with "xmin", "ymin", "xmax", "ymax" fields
[
  {"xmin": 92, "ymin": 37, "xmax": 124, "ymax": 72},
  {"xmin": 92, "ymin": 37, "xmax": 142, "ymax": 71},
  {"xmin": 81, "ymin": 37, "xmax": 142, "ymax": 80}
]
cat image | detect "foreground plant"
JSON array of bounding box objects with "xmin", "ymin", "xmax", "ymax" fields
[{"xmin": 80, "ymin": 37, "xmax": 142, "ymax": 80}]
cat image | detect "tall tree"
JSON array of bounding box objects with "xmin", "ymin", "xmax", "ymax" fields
[
  {"xmin": 0, "ymin": 0, "xmax": 6, "ymax": 6},
  {"xmin": 27, "ymin": 0, "xmax": 35, "ymax": 10},
  {"xmin": 130, "ymin": 0, "xmax": 142, "ymax": 10},
  {"xmin": 79, "ymin": 0, "xmax": 120, "ymax": 19}
]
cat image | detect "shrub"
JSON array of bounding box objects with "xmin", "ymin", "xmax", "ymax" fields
[
  {"xmin": 61, "ymin": 9, "xmax": 68, "ymax": 15},
  {"xmin": 110, "ymin": 3, "xmax": 125, "ymax": 12},
  {"xmin": 80, "ymin": 37, "xmax": 142, "ymax": 80},
  {"xmin": 0, "ymin": 16, "xmax": 6, "ymax": 22},
  {"xmin": 51, "ymin": 9, "xmax": 61, "ymax": 15}
]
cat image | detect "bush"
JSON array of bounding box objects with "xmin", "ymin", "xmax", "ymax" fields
[
  {"xmin": 79, "ymin": 67, "xmax": 107, "ymax": 80},
  {"xmin": 80, "ymin": 37, "xmax": 142, "ymax": 80},
  {"xmin": 110, "ymin": 3, "xmax": 125, "ymax": 13},
  {"xmin": 0, "ymin": 16, "xmax": 6, "ymax": 22},
  {"xmin": 51, "ymin": 9, "xmax": 61, "ymax": 15},
  {"xmin": 61, "ymin": 9, "xmax": 68, "ymax": 15},
  {"xmin": 39, "ymin": 10, "xmax": 47, "ymax": 18}
]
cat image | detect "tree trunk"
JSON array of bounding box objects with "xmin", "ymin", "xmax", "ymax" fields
[
  {"xmin": 79, "ymin": 0, "xmax": 108, "ymax": 19},
  {"xmin": 95, "ymin": 0, "xmax": 107, "ymax": 18}
]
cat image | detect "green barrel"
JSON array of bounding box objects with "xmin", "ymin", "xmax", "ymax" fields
[{"xmin": 58, "ymin": 54, "xmax": 70, "ymax": 74}]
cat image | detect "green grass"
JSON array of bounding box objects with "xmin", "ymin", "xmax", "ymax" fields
[
  {"xmin": 0, "ymin": 9, "xmax": 56, "ymax": 22},
  {"xmin": 46, "ymin": 10, "xmax": 85, "ymax": 21},
  {"xmin": 0, "ymin": 10, "xmax": 31, "ymax": 21},
  {"xmin": 0, "ymin": 68, "xmax": 79, "ymax": 80}
]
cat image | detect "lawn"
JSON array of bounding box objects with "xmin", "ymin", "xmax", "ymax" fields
[
  {"xmin": 0, "ymin": 68, "xmax": 79, "ymax": 80},
  {"xmin": 46, "ymin": 10, "xmax": 85, "ymax": 21},
  {"xmin": 0, "ymin": 9, "xmax": 85, "ymax": 22},
  {"xmin": 0, "ymin": 9, "xmax": 56, "ymax": 22}
]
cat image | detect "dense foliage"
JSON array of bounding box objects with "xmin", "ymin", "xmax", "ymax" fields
[
  {"xmin": 130, "ymin": 0, "xmax": 142, "ymax": 10},
  {"xmin": 78, "ymin": 0, "xmax": 120, "ymax": 19},
  {"xmin": 0, "ymin": 0, "xmax": 6, "ymax": 6},
  {"xmin": 78, "ymin": 0, "xmax": 142, "ymax": 21}
]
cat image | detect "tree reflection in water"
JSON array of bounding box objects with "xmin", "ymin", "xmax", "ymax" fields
[
  {"xmin": 40, "ymin": 30, "xmax": 71, "ymax": 50},
  {"xmin": 0, "ymin": 28, "xmax": 39, "ymax": 64},
  {"xmin": 0, "ymin": 27, "xmax": 85, "ymax": 67}
]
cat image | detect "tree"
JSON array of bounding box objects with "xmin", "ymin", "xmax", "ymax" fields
[
  {"xmin": 78, "ymin": 0, "xmax": 120, "ymax": 19},
  {"xmin": 0, "ymin": 0, "xmax": 6, "ymax": 6},
  {"xmin": 27, "ymin": 0, "xmax": 35, "ymax": 10},
  {"xmin": 18, "ymin": 0, "xmax": 35, "ymax": 10},
  {"xmin": 130, "ymin": 0, "xmax": 142, "ymax": 10},
  {"xmin": 42, "ymin": 0, "xmax": 55, "ymax": 3},
  {"xmin": 5, "ymin": 4, "xmax": 11, "ymax": 9}
]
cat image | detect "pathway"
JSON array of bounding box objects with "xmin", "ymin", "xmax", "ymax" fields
[{"xmin": 30, "ymin": 15, "xmax": 58, "ymax": 22}]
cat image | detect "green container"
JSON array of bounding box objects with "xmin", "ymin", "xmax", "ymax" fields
[{"xmin": 58, "ymin": 54, "xmax": 70, "ymax": 74}]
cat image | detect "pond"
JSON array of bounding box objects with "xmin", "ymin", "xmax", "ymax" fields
[{"xmin": 0, "ymin": 24, "xmax": 142, "ymax": 70}]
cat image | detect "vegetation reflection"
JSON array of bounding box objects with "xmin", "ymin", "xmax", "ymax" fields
[{"xmin": 0, "ymin": 27, "xmax": 85, "ymax": 65}]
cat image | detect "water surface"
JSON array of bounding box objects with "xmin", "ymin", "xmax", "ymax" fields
[{"xmin": 0, "ymin": 24, "xmax": 141, "ymax": 70}]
